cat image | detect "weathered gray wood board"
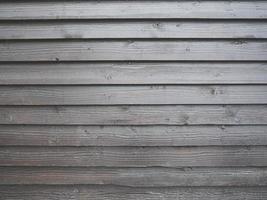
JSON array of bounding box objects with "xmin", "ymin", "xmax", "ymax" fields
[
  {"xmin": 0, "ymin": 125, "xmax": 266, "ymax": 146},
  {"xmin": 0, "ymin": 105, "xmax": 266, "ymax": 125},
  {"xmin": 1, "ymin": 41, "xmax": 267, "ymax": 61},
  {"xmin": 1, "ymin": 186, "xmax": 266, "ymax": 200},
  {"xmin": 1, "ymin": 146, "xmax": 267, "ymax": 167},
  {"xmin": 0, "ymin": 85, "xmax": 267, "ymax": 105},
  {"xmin": 0, "ymin": 1, "xmax": 266, "ymax": 20},
  {"xmin": 1, "ymin": 167, "xmax": 267, "ymax": 186},
  {"xmin": 1, "ymin": 21, "xmax": 267, "ymax": 39},
  {"xmin": 1, "ymin": 62, "xmax": 266, "ymax": 85},
  {"xmin": 0, "ymin": 0, "xmax": 266, "ymax": 199}
]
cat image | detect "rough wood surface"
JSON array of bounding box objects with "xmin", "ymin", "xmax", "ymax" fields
[
  {"xmin": 1, "ymin": 85, "xmax": 267, "ymax": 105},
  {"xmin": 1, "ymin": 167, "xmax": 267, "ymax": 186},
  {"xmin": 1, "ymin": 146, "xmax": 266, "ymax": 167},
  {"xmin": 0, "ymin": 1, "xmax": 266, "ymax": 20},
  {"xmin": 0, "ymin": 105, "xmax": 266, "ymax": 125},
  {"xmin": 0, "ymin": 1, "xmax": 266, "ymax": 197},
  {"xmin": 1, "ymin": 41, "xmax": 267, "ymax": 61},
  {"xmin": 1, "ymin": 62, "xmax": 266, "ymax": 85},
  {"xmin": 1, "ymin": 21, "xmax": 267, "ymax": 39},
  {"xmin": 0, "ymin": 186, "xmax": 266, "ymax": 200},
  {"xmin": 0, "ymin": 125, "xmax": 266, "ymax": 146}
]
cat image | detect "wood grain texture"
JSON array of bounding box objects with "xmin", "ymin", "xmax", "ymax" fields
[
  {"xmin": 0, "ymin": 125, "xmax": 266, "ymax": 146},
  {"xmin": 1, "ymin": 41, "xmax": 267, "ymax": 61},
  {"xmin": 1, "ymin": 62, "xmax": 267, "ymax": 85},
  {"xmin": 0, "ymin": 105, "xmax": 266, "ymax": 125},
  {"xmin": 0, "ymin": 105, "xmax": 267, "ymax": 125},
  {"xmin": 0, "ymin": 1, "xmax": 266, "ymax": 20},
  {"xmin": 1, "ymin": 167, "xmax": 267, "ymax": 186},
  {"xmin": 1, "ymin": 146, "xmax": 267, "ymax": 167},
  {"xmin": 0, "ymin": 186, "xmax": 266, "ymax": 200},
  {"xmin": 1, "ymin": 21, "xmax": 267, "ymax": 39},
  {"xmin": 0, "ymin": 0, "xmax": 266, "ymax": 197},
  {"xmin": 1, "ymin": 85, "xmax": 266, "ymax": 105}
]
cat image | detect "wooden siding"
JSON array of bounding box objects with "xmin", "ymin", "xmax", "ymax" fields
[
  {"xmin": 0, "ymin": 125, "xmax": 266, "ymax": 146},
  {"xmin": 0, "ymin": 1, "xmax": 267, "ymax": 19},
  {"xmin": 1, "ymin": 40, "xmax": 267, "ymax": 61},
  {"xmin": 0, "ymin": 105, "xmax": 266, "ymax": 125},
  {"xmin": 1, "ymin": 62, "xmax": 267, "ymax": 85},
  {"xmin": 1, "ymin": 167, "xmax": 267, "ymax": 186},
  {"xmin": 1, "ymin": 146, "xmax": 267, "ymax": 167},
  {"xmin": 1, "ymin": 186, "xmax": 266, "ymax": 200},
  {"xmin": 1, "ymin": 21, "xmax": 267, "ymax": 39},
  {"xmin": 0, "ymin": 85, "xmax": 267, "ymax": 105},
  {"xmin": 0, "ymin": 1, "xmax": 267, "ymax": 200}
]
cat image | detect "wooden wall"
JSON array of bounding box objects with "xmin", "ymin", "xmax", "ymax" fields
[{"xmin": 0, "ymin": 1, "xmax": 267, "ymax": 199}]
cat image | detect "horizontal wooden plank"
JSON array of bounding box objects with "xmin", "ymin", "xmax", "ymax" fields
[
  {"xmin": 1, "ymin": 125, "xmax": 266, "ymax": 146},
  {"xmin": 1, "ymin": 41, "xmax": 267, "ymax": 61},
  {"xmin": 1, "ymin": 62, "xmax": 267, "ymax": 85},
  {"xmin": 1, "ymin": 85, "xmax": 266, "ymax": 105},
  {"xmin": 1, "ymin": 146, "xmax": 267, "ymax": 167},
  {"xmin": 1, "ymin": 186, "xmax": 266, "ymax": 200},
  {"xmin": 0, "ymin": 1, "xmax": 266, "ymax": 20},
  {"xmin": 0, "ymin": 105, "xmax": 266, "ymax": 125},
  {"xmin": 1, "ymin": 167, "xmax": 267, "ymax": 186},
  {"xmin": 1, "ymin": 21, "xmax": 267, "ymax": 39}
]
